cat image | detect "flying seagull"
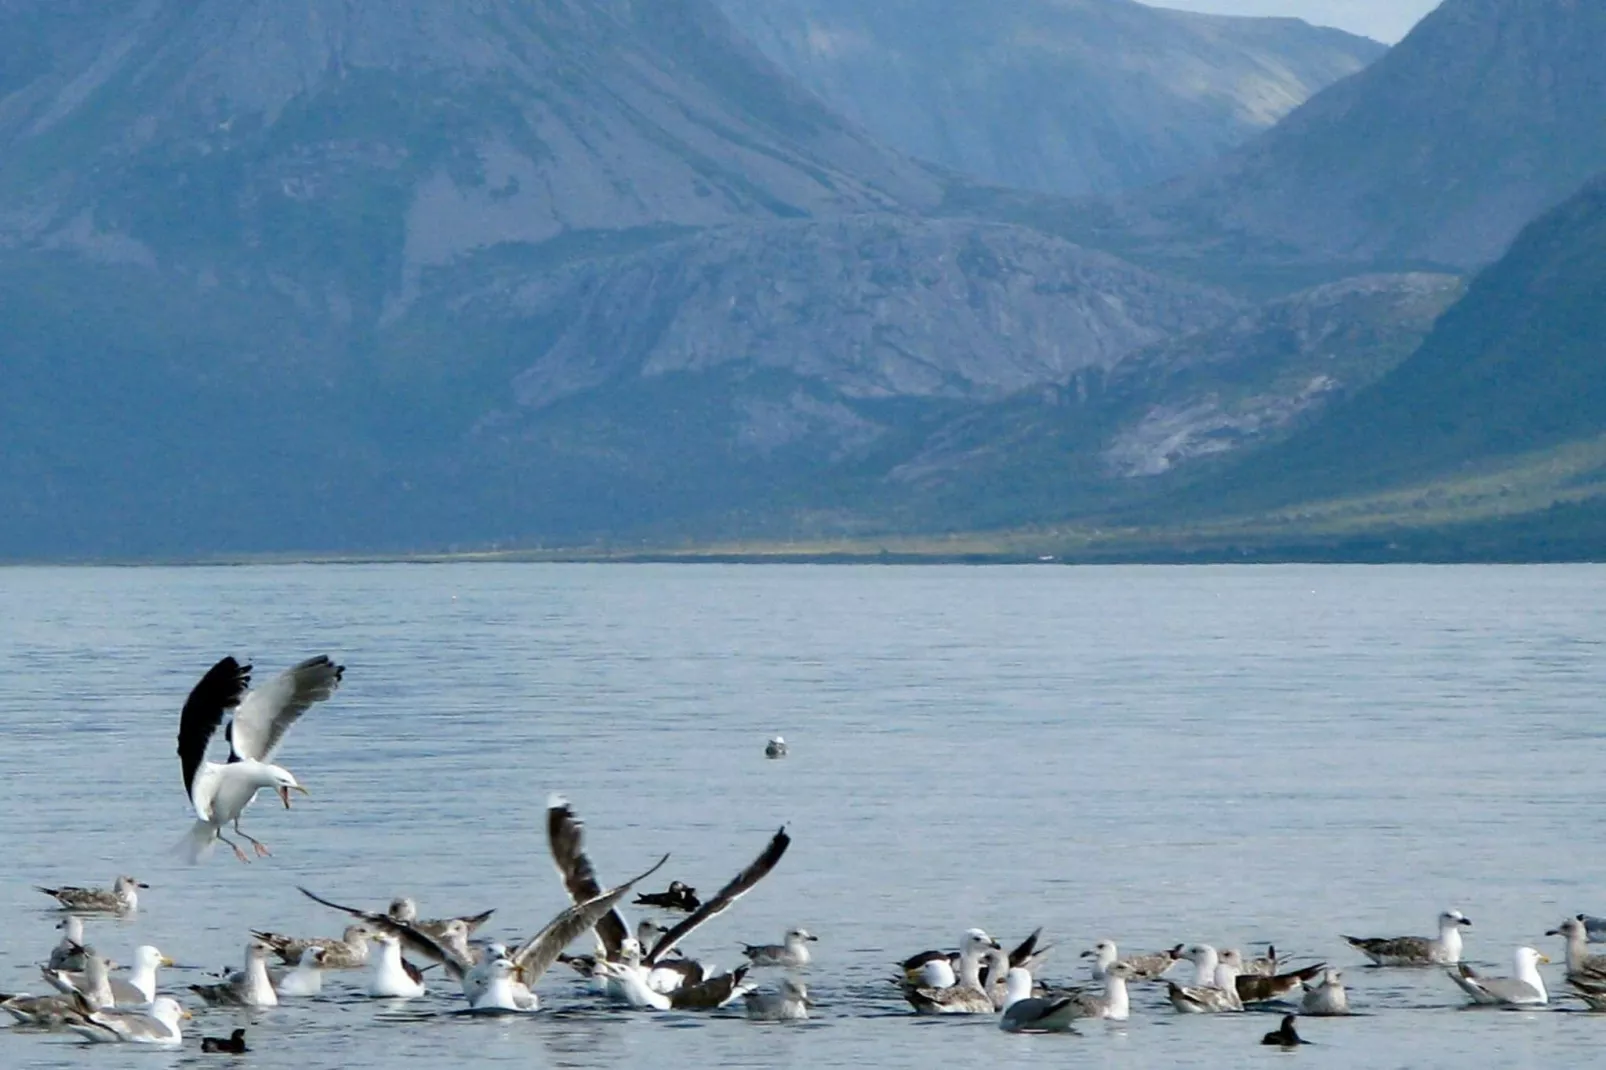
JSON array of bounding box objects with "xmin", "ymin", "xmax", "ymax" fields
[{"xmin": 175, "ymin": 655, "xmax": 343, "ymax": 862}]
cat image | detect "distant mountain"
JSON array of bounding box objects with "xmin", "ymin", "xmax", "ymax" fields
[
  {"xmin": 715, "ymin": 0, "xmax": 1382, "ymax": 197},
  {"xmin": 1121, "ymin": 0, "xmax": 1606, "ymax": 269},
  {"xmin": 0, "ymin": 0, "xmax": 1244, "ymax": 559},
  {"xmin": 1189, "ymin": 171, "xmax": 1606, "ymax": 514},
  {"xmin": 867, "ymin": 272, "xmax": 1459, "ymax": 529}
]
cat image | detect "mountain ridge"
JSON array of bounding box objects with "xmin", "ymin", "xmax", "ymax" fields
[{"xmin": 714, "ymin": 0, "xmax": 1383, "ymax": 197}]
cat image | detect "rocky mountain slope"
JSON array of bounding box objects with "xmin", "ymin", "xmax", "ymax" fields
[
  {"xmin": 864, "ymin": 271, "xmax": 1459, "ymax": 529},
  {"xmin": 0, "ymin": 0, "xmax": 1246, "ymax": 558},
  {"xmin": 715, "ymin": 0, "xmax": 1382, "ymax": 197},
  {"xmin": 1187, "ymin": 170, "xmax": 1606, "ymax": 515},
  {"xmin": 1117, "ymin": 0, "xmax": 1606, "ymax": 269}
]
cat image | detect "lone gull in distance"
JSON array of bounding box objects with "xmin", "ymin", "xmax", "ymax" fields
[{"xmin": 765, "ymin": 737, "xmax": 788, "ymax": 759}]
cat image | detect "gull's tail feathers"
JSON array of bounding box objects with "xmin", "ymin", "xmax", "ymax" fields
[{"xmin": 174, "ymin": 821, "xmax": 218, "ymax": 864}]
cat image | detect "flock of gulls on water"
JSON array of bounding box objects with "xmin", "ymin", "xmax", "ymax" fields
[{"xmin": 5, "ymin": 654, "xmax": 1606, "ymax": 1054}]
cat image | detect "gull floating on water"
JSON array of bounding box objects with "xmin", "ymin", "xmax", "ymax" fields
[
  {"xmin": 1577, "ymin": 914, "xmax": 1606, "ymax": 943},
  {"xmin": 904, "ymin": 927, "xmax": 1048, "ymax": 990},
  {"xmin": 1301, "ymin": 968, "xmax": 1350, "ymax": 1015},
  {"xmin": 52, "ymin": 945, "xmax": 173, "ymax": 1005},
  {"xmin": 48, "ymin": 917, "xmax": 85, "ymax": 971},
  {"xmin": 254, "ymin": 923, "xmax": 372, "ymax": 969},
  {"xmin": 765, "ymin": 737, "xmax": 788, "ymax": 759},
  {"xmin": 999, "ymin": 961, "xmax": 1135, "ymax": 1031},
  {"xmin": 1546, "ymin": 917, "xmax": 1606, "ymax": 982},
  {"xmin": 744, "ymin": 976, "xmax": 811, "ymax": 1020},
  {"xmin": 742, "ymin": 928, "xmax": 817, "ymax": 968},
  {"xmin": 1448, "ymin": 946, "xmax": 1549, "ymax": 1006},
  {"xmin": 63, "ymin": 994, "xmax": 189, "ymax": 1046},
  {"xmin": 1221, "ymin": 948, "xmax": 1326, "ymax": 1003},
  {"xmin": 1344, "ymin": 909, "xmax": 1471, "ymax": 966},
  {"xmin": 1082, "ymin": 939, "xmax": 1181, "ymax": 982},
  {"xmin": 1568, "ymin": 974, "xmax": 1606, "ymax": 1010},
  {"xmin": 175, "ymin": 655, "xmax": 342, "ymax": 862},
  {"xmin": 41, "ymin": 946, "xmax": 114, "ymax": 1008},
  {"xmin": 189, "ymin": 940, "xmax": 279, "ymax": 1007},
  {"xmin": 903, "ymin": 930, "xmax": 1001, "ymax": 1014},
  {"xmin": 1166, "ymin": 945, "xmax": 1243, "ymax": 1013},
  {"xmin": 3, "ymin": 949, "xmax": 114, "ymax": 1026},
  {"xmin": 364, "ymin": 932, "xmax": 427, "ymax": 999},
  {"xmin": 275, "ymin": 947, "xmax": 327, "ymax": 998},
  {"xmin": 998, "ymin": 966, "xmax": 1081, "ymax": 1032},
  {"xmin": 37, "ymin": 876, "xmax": 146, "ymax": 914},
  {"xmin": 1238, "ymin": 945, "xmax": 1282, "ymax": 978}
]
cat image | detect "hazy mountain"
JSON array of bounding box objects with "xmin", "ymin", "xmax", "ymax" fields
[
  {"xmin": 715, "ymin": 0, "xmax": 1383, "ymax": 197},
  {"xmin": 1121, "ymin": 0, "xmax": 1606, "ymax": 269},
  {"xmin": 867, "ymin": 272, "xmax": 1459, "ymax": 529},
  {"xmin": 0, "ymin": 0, "xmax": 1244, "ymax": 558},
  {"xmin": 1191, "ymin": 171, "xmax": 1606, "ymax": 514}
]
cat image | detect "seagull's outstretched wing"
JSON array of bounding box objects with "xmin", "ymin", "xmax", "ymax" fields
[
  {"xmin": 177, "ymin": 657, "xmax": 251, "ymax": 795},
  {"xmin": 512, "ymin": 853, "xmax": 669, "ymax": 984},
  {"xmin": 229, "ymin": 656, "xmax": 344, "ymax": 763},
  {"xmin": 645, "ymin": 827, "xmax": 790, "ymax": 965},
  {"xmin": 298, "ymin": 886, "xmax": 471, "ymax": 980},
  {"xmin": 546, "ymin": 796, "xmax": 630, "ymax": 957}
]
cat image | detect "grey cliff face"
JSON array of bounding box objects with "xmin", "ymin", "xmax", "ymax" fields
[{"xmin": 495, "ymin": 218, "xmax": 1239, "ymax": 414}]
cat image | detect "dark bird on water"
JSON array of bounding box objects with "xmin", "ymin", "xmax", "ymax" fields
[
  {"xmin": 1261, "ymin": 1014, "xmax": 1308, "ymax": 1047},
  {"xmin": 634, "ymin": 880, "xmax": 701, "ymax": 912},
  {"xmin": 202, "ymin": 1028, "xmax": 250, "ymax": 1053}
]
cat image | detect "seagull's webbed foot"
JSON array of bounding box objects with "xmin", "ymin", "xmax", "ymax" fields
[
  {"xmin": 218, "ymin": 834, "xmax": 251, "ymax": 864},
  {"xmin": 233, "ymin": 822, "xmax": 272, "ymax": 858}
]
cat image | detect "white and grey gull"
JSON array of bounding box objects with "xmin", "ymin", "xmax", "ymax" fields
[
  {"xmin": 1343, "ymin": 909, "xmax": 1470, "ymax": 966},
  {"xmin": 1448, "ymin": 946, "xmax": 1549, "ymax": 1006},
  {"xmin": 175, "ymin": 654, "xmax": 342, "ymax": 862},
  {"xmin": 37, "ymin": 876, "xmax": 146, "ymax": 914}
]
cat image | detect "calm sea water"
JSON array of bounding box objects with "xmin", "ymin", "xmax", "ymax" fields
[{"xmin": 1, "ymin": 563, "xmax": 1604, "ymax": 1069}]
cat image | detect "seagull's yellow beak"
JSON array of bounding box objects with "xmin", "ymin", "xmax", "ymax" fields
[
  {"xmin": 160, "ymin": 956, "xmax": 175, "ymax": 968},
  {"xmin": 180, "ymin": 1009, "xmax": 194, "ymax": 1020},
  {"xmin": 1538, "ymin": 953, "xmax": 1552, "ymax": 964}
]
